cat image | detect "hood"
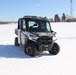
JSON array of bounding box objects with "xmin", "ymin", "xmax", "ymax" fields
[{"xmin": 32, "ymin": 32, "xmax": 53, "ymax": 37}]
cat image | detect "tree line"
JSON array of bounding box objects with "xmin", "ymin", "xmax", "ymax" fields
[
  {"xmin": 50, "ymin": 13, "xmax": 76, "ymax": 22},
  {"xmin": 0, "ymin": 21, "xmax": 17, "ymax": 24}
]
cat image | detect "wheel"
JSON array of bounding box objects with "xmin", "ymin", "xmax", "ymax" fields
[
  {"xmin": 49, "ymin": 42, "xmax": 60, "ymax": 55},
  {"xmin": 24, "ymin": 43, "xmax": 37, "ymax": 56},
  {"xmin": 14, "ymin": 37, "xmax": 20, "ymax": 46}
]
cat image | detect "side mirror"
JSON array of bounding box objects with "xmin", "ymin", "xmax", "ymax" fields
[
  {"xmin": 53, "ymin": 31, "xmax": 57, "ymax": 35},
  {"xmin": 52, "ymin": 31, "xmax": 57, "ymax": 37}
]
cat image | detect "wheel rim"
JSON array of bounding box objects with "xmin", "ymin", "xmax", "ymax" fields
[
  {"xmin": 53, "ymin": 46, "xmax": 57, "ymax": 52},
  {"xmin": 26, "ymin": 47, "xmax": 32, "ymax": 55}
]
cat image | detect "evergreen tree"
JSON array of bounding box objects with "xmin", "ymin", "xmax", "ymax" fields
[
  {"xmin": 62, "ymin": 13, "xmax": 66, "ymax": 22},
  {"xmin": 54, "ymin": 14, "xmax": 60, "ymax": 22}
]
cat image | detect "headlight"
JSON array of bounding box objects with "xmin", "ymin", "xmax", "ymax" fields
[
  {"xmin": 29, "ymin": 34, "xmax": 37, "ymax": 37},
  {"xmin": 28, "ymin": 34, "xmax": 39, "ymax": 41},
  {"xmin": 53, "ymin": 36, "xmax": 57, "ymax": 41},
  {"xmin": 52, "ymin": 31, "xmax": 57, "ymax": 37}
]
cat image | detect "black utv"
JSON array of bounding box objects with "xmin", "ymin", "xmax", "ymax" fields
[{"xmin": 15, "ymin": 16, "xmax": 60, "ymax": 56}]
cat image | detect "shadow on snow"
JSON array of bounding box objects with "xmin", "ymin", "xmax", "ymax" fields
[{"xmin": 0, "ymin": 44, "xmax": 52, "ymax": 59}]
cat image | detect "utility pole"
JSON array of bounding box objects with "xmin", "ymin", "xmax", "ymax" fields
[{"xmin": 70, "ymin": 0, "xmax": 73, "ymax": 20}]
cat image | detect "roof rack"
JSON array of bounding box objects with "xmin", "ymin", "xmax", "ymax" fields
[
  {"xmin": 23, "ymin": 16, "xmax": 37, "ymax": 18},
  {"xmin": 23, "ymin": 15, "xmax": 48, "ymax": 20}
]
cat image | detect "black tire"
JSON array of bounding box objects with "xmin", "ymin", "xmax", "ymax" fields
[
  {"xmin": 24, "ymin": 44, "xmax": 36, "ymax": 56},
  {"xmin": 14, "ymin": 37, "xmax": 20, "ymax": 46},
  {"xmin": 49, "ymin": 42, "xmax": 60, "ymax": 55}
]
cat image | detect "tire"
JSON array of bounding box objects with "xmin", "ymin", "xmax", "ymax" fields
[
  {"xmin": 24, "ymin": 43, "xmax": 37, "ymax": 56},
  {"xmin": 49, "ymin": 42, "xmax": 60, "ymax": 55},
  {"xmin": 14, "ymin": 37, "xmax": 20, "ymax": 46}
]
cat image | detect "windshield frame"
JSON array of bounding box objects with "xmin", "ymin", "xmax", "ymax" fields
[{"xmin": 27, "ymin": 20, "xmax": 51, "ymax": 33}]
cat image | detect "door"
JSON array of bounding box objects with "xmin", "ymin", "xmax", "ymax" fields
[
  {"xmin": 17, "ymin": 19, "xmax": 22, "ymax": 44},
  {"xmin": 20, "ymin": 19, "xmax": 27, "ymax": 46}
]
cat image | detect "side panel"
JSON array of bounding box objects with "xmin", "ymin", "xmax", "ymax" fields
[
  {"xmin": 18, "ymin": 29, "xmax": 21, "ymax": 44},
  {"xmin": 20, "ymin": 32, "xmax": 28, "ymax": 46},
  {"xmin": 15, "ymin": 29, "xmax": 18, "ymax": 35}
]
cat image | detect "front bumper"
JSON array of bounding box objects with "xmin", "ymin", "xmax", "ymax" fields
[{"xmin": 36, "ymin": 36, "xmax": 53, "ymax": 51}]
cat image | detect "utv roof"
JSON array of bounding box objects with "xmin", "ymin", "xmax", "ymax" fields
[{"xmin": 23, "ymin": 16, "xmax": 49, "ymax": 21}]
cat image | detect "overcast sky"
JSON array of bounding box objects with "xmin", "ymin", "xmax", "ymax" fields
[{"xmin": 0, "ymin": 0, "xmax": 76, "ymax": 21}]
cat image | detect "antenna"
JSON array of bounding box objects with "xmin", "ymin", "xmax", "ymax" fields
[{"xmin": 70, "ymin": 0, "xmax": 73, "ymax": 20}]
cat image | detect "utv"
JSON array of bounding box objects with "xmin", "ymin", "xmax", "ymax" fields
[{"xmin": 14, "ymin": 16, "xmax": 60, "ymax": 56}]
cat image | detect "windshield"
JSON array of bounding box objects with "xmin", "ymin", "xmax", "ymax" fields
[{"xmin": 28, "ymin": 20, "xmax": 51, "ymax": 32}]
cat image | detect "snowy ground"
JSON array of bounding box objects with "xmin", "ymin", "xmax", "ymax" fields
[{"xmin": 0, "ymin": 23, "xmax": 76, "ymax": 75}]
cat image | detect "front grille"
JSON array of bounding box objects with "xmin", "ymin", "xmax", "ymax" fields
[
  {"xmin": 40, "ymin": 36, "xmax": 52, "ymax": 40},
  {"xmin": 37, "ymin": 36, "xmax": 52, "ymax": 44}
]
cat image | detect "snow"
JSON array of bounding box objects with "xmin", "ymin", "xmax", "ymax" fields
[{"xmin": 0, "ymin": 23, "xmax": 76, "ymax": 75}]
